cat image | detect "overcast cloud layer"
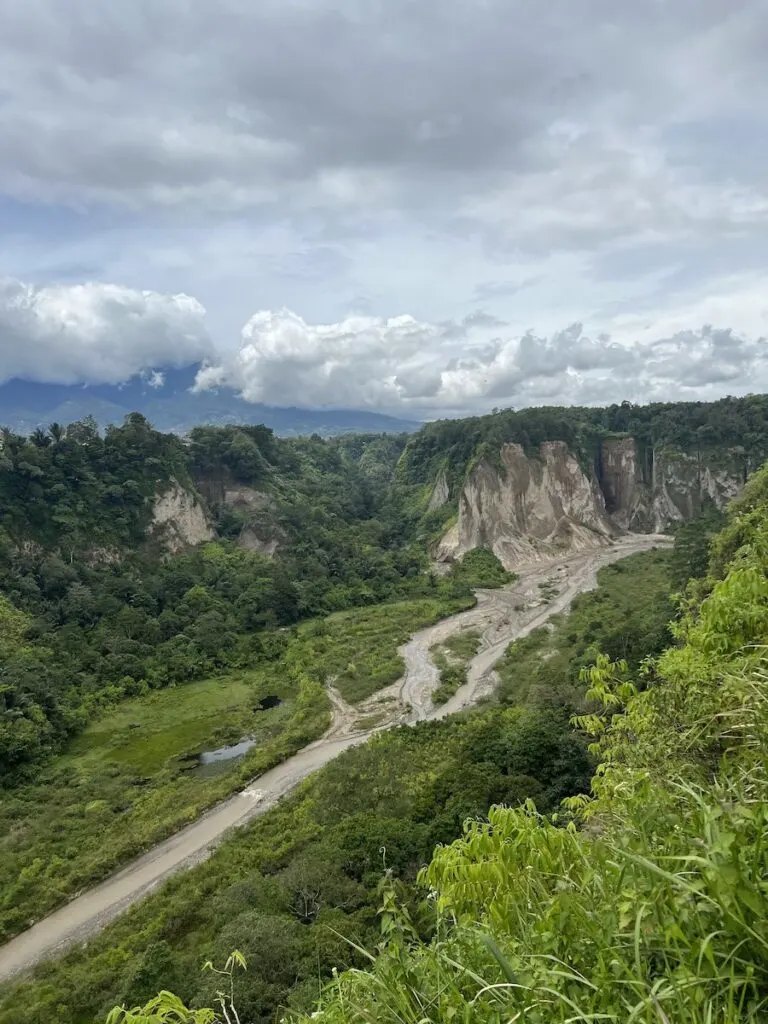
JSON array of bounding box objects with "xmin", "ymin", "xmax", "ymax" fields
[{"xmin": 1, "ymin": 0, "xmax": 767, "ymax": 413}]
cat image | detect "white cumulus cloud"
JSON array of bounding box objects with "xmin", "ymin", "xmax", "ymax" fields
[
  {"xmin": 194, "ymin": 306, "xmax": 768, "ymax": 415},
  {"xmin": 0, "ymin": 278, "xmax": 212, "ymax": 384}
]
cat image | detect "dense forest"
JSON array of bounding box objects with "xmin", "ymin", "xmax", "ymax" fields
[
  {"xmin": 397, "ymin": 392, "xmax": 768, "ymax": 488},
  {"xmin": 73, "ymin": 452, "xmax": 768, "ymax": 1023},
  {"xmin": 0, "ymin": 418, "xmax": 419, "ymax": 782}
]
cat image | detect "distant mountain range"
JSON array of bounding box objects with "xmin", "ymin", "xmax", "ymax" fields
[{"xmin": 0, "ymin": 366, "xmax": 421, "ymax": 437}]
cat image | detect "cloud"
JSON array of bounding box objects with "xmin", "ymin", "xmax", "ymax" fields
[
  {"xmin": 0, "ymin": 277, "xmax": 211, "ymax": 384},
  {"xmin": 1, "ymin": 0, "xmax": 766, "ymax": 254},
  {"xmin": 1, "ymin": 0, "xmax": 768, "ymax": 412},
  {"xmin": 195, "ymin": 307, "xmax": 768, "ymax": 414}
]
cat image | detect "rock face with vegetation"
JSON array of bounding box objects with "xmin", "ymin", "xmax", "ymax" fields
[
  {"xmin": 150, "ymin": 482, "xmax": 215, "ymax": 553},
  {"xmin": 400, "ymin": 396, "xmax": 767, "ymax": 568},
  {"xmin": 438, "ymin": 441, "xmax": 614, "ymax": 569},
  {"xmin": 599, "ymin": 435, "xmax": 744, "ymax": 531}
]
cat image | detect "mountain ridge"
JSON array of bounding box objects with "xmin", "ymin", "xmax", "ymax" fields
[{"xmin": 0, "ymin": 365, "xmax": 421, "ymax": 437}]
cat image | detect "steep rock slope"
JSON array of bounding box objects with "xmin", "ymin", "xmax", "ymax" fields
[
  {"xmin": 427, "ymin": 468, "xmax": 450, "ymax": 511},
  {"xmin": 599, "ymin": 438, "xmax": 745, "ymax": 531},
  {"xmin": 150, "ymin": 482, "xmax": 215, "ymax": 553},
  {"xmin": 436, "ymin": 438, "xmax": 747, "ymax": 570},
  {"xmin": 437, "ymin": 442, "xmax": 614, "ymax": 569},
  {"xmin": 194, "ymin": 474, "xmax": 284, "ymax": 556}
]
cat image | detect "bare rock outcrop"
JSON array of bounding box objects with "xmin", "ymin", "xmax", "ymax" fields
[
  {"xmin": 151, "ymin": 482, "xmax": 215, "ymax": 553},
  {"xmin": 427, "ymin": 468, "xmax": 450, "ymax": 511},
  {"xmin": 222, "ymin": 486, "xmax": 284, "ymax": 556},
  {"xmin": 600, "ymin": 437, "xmax": 744, "ymax": 531},
  {"xmin": 437, "ymin": 442, "xmax": 614, "ymax": 570}
]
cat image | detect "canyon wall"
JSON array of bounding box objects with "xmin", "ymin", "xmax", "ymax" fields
[
  {"xmin": 437, "ymin": 438, "xmax": 747, "ymax": 570},
  {"xmin": 437, "ymin": 441, "xmax": 615, "ymax": 569},
  {"xmin": 599, "ymin": 438, "xmax": 745, "ymax": 532}
]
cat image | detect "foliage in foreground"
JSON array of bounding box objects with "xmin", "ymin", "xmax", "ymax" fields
[
  {"xmin": 19, "ymin": 549, "xmax": 657, "ymax": 1024},
  {"xmin": 116, "ymin": 473, "xmax": 768, "ymax": 1022},
  {"xmin": 0, "ymin": 701, "xmax": 592, "ymax": 1024},
  {"xmin": 289, "ymin": 466, "xmax": 768, "ymax": 1023}
]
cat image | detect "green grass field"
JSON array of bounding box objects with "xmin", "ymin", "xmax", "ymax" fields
[
  {"xmin": 65, "ymin": 673, "xmax": 298, "ymax": 774},
  {"xmin": 0, "ymin": 664, "xmax": 326, "ymax": 944}
]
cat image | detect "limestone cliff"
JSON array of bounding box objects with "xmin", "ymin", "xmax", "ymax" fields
[
  {"xmin": 150, "ymin": 482, "xmax": 215, "ymax": 553},
  {"xmin": 437, "ymin": 442, "xmax": 614, "ymax": 570}
]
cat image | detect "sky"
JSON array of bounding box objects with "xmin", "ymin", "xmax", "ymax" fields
[{"xmin": 1, "ymin": 0, "xmax": 767, "ymax": 417}]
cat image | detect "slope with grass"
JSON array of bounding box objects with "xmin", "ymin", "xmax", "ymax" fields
[{"xmin": 289, "ymin": 467, "xmax": 768, "ymax": 1023}]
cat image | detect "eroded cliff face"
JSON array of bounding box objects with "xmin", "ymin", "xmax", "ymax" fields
[
  {"xmin": 437, "ymin": 436, "xmax": 747, "ymax": 570},
  {"xmin": 598, "ymin": 438, "xmax": 651, "ymax": 531},
  {"xmin": 427, "ymin": 468, "xmax": 450, "ymax": 511},
  {"xmin": 437, "ymin": 442, "xmax": 614, "ymax": 570},
  {"xmin": 600, "ymin": 438, "xmax": 744, "ymax": 531},
  {"xmin": 151, "ymin": 483, "xmax": 215, "ymax": 553},
  {"xmin": 224, "ymin": 485, "xmax": 284, "ymax": 556},
  {"xmin": 194, "ymin": 475, "xmax": 284, "ymax": 556}
]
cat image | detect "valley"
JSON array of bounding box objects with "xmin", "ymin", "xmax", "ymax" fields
[
  {"xmin": 0, "ymin": 394, "xmax": 764, "ymax": 1023},
  {"xmin": 0, "ymin": 532, "xmax": 667, "ymax": 984}
]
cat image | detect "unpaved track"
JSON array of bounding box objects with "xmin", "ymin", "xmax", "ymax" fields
[{"xmin": 0, "ymin": 533, "xmax": 669, "ymax": 983}]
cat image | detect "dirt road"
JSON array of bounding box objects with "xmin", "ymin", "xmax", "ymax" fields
[{"xmin": 0, "ymin": 533, "xmax": 669, "ymax": 983}]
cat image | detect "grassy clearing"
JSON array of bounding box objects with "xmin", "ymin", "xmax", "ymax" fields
[
  {"xmin": 0, "ymin": 664, "xmax": 328, "ymax": 945},
  {"xmin": 430, "ymin": 629, "xmax": 482, "ymax": 705},
  {"xmin": 66, "ymin": 675, "xmax": 266, "ymax": 773}
]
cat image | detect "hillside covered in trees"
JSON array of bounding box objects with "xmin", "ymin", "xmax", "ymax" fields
[
  {"xmin": 0, "ymin": 417, "xmax": 415, "ymax": 782},
  {"xmin": 4, "ymin": 393, "xmax": 759, "ymax": 785},
  {"xmin": 86, "ymin": 447, "xmax": 768, "ymax": 1022},
  {"xmin": 397, "ymin": 392, "xmax": 768, "ymax": 488},
  {"xmin": 1, "ymin": 395, "xmax": 767, "ymax": 1023}
]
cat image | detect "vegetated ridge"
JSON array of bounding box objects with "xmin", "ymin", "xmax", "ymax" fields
[{"xmin": 0, "ymin": 393, "xmax": 765, "ymax": 1022}]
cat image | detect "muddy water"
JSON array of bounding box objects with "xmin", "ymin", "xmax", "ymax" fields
[{"xmin": 184, "ymin": 697, "xmax": 284, "ymax": 776}]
